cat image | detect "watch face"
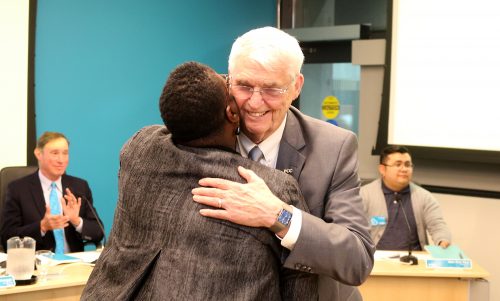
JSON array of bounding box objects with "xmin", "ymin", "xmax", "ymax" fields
[{"xmin": 277, "ymin": 209, "xmax": 293, "ymax": 225}]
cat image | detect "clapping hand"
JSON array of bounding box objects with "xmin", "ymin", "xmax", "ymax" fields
[{"xmin": 62, "ymin": 188, "xmax": 82, "ymax": 227}]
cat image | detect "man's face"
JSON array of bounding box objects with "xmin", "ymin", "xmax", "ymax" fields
[
  {"xmin": 379, "ymin": 152, "xmax": 413, "ymax": 191},
  {"xmin": 230, "ymin": 61, "xmax": 303, "ymax": 144},
  {"xmin": 35, "ymin": 138, "xmax": 69, "ymax": 181}
]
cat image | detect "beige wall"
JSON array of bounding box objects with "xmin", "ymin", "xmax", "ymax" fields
[{"xmin": 438, "ymin": 193, "xmax": 499, "ymax": 300}]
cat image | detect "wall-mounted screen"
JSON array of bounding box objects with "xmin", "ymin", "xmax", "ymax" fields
[{"xmin": 383, "ymin": 0, "xmax": 500, "ymax": 163}]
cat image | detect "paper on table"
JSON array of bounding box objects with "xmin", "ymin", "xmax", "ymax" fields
[
  {"xmin": 374, "ymin": 250, "xmax": 433, "ymax": 261},
  {"xmin": 51, "ymin": 253, "xmax": 82, "ymax": 265},
  {"xmin": 68, "ymin": 251, "xmax": 101, "ymax": 263},
  {"xmin": 374, "ymin": 250, "xmax": 403, "ymax": 260},
  {"xmin": 425, "ymin": 245, "xmax": 468, "ymax": 259}
]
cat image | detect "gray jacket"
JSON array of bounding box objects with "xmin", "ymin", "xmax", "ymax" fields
[
  {"xmin": 360, "ymin": 178, "xmax": 451, "ymax": 248},
  {"xmin": 81, "ymin": 125, "xmax": 317, "ymax": 301},
  {"xmin": 278, "ymin": 107, "xmax": 375, "ymax": 301}
]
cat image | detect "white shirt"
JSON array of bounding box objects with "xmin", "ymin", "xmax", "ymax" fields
[
  {"xmin": 38, "ymin": 170, "xmax": 83, "ymax": 253},
  {"xmin": 237, "ymin": 114, "xmax": 302, "ymax": 250}
]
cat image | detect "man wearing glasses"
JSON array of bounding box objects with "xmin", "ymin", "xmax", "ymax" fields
[
  {"xmin": 360, "ymin": 145, "xmax": 451, "ymax": 251},
  {"xmin": 192, "ymin": 26, "xmax": 374, "ymax": 301},
  {"xmin": 82, "ymin": 62, "xmax": 318, "ymax": 300}
]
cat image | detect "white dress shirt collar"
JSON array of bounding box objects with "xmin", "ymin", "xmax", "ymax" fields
[
  {"xmin": 38, "ymin": 170, "xmax": 62, "ymax": 194},
  {"xmin": 237, "ymin": 113, "xmax": 287, "ymax": 168}
]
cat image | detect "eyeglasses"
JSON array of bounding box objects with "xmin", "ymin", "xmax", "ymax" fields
[
  {"xmin": 227, "ymin": 74, "xmax": 294, "ymax": 101},
  {"xmin": 230, "ymin": 84, "xmax": 290, "ymax": 101},
  {"xmin": 383, "ymin": 162, "xmax": 414, "ymax": 169},
  {"xmin": 220, "ymin": 74, "xmax": 229, "ymax": 83},
  {"xmin": 220, "ymin": 74, "xmax": 230, "ymax": 88}
]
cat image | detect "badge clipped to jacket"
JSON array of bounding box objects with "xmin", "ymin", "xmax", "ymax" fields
[{"xmin": 371, "ymin": 216, "xmax": 386, "ymax": 226}]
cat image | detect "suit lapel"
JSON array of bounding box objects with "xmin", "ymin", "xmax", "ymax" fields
[
  {"xmin": 61, "ymin": 174, "xmax": 71, "ymax": 236},
  {"xmin": 61, "ymin": 174, "xmax": 78, "ymax": 212},
  {"xmin": 277, "ymin": 109, "xmax": 306, "ymax": 181},
  {"xmin": 61, "ymin": 174, "xmax": 70, "ymax": 194},
  {"xmin": 29, "ymin": 172, "xmax": 47, "ymax": 217}
]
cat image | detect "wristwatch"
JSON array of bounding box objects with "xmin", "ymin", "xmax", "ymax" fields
[{"xmin": 269, "ymin": 205, "xmax": 293, "ymax": 233}]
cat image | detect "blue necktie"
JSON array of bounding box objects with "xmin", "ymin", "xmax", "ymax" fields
[
  {"xmin": 248, "ymin": 146, "xmax": 264, "ymax": 162},
  {"xmin": 50, "ymin": 182, "xmax": 65, "ymax": 254}
]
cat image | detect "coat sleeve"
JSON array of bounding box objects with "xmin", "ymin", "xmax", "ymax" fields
[
  {"xmin": 420, "ymin": 188, "xmax": 452, "ymax": 245},
  {"xmin": 1, "ymin": 183, "xmax": 44, "ymax": 248},
  {"xmin": 283, "ymin": 133, "xmax": 375, "ymax": 286}
]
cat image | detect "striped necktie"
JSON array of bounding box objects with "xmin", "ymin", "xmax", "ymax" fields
[{"xmin": 50, "ymin": 182, "xmax": 65, "ymax": 254}]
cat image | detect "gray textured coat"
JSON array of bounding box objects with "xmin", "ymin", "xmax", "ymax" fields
[{"xmin": 81, "ymin": 125, "xmax": 317, "ymax": 300}]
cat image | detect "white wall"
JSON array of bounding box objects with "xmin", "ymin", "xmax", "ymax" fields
[{"xmin": 0, "ymin": 0, "xmax": 30, "ymax": 170}]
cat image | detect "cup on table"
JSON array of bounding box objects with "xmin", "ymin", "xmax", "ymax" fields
[
  {"xmin": 6, "ymin": 236, "xmax": 36, "ymax": 280},
  {"xmin": 35, "ymin": 250, "xmax": 54, "ymax": 282}
]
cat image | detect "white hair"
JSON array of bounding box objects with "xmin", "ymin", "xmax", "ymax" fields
[{"xmin": 228, "ymin": 27, "xmax": 304, "ymax": 80}]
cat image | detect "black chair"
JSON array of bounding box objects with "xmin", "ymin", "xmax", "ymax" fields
[{"xmin": 0, "ymin": 166, "xmax": 38, "ymax": 252}]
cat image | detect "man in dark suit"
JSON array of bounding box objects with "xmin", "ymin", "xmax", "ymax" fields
[
  {"xmin": 192, "ymin": 27, "xmax": 375, "ymax": 300},
  {"xmin": 1, "ymin": 132, "xmax": 104, "ymax": 252},
  {"xmin": 81, "ymin": 62, "xmax": 317, "ymax": 300}
]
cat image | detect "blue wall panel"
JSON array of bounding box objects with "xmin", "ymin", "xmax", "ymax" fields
[{"xmin": 35, "ymin": 0, "xmax": 275, "ymax": 237}]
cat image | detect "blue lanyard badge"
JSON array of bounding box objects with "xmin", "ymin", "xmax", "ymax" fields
[{"xmin": 371, "ymin": 216, "xmax": 387, "ymax": 226}]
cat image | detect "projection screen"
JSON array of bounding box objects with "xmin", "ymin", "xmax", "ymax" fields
[{"xmin": 387, "ymin": 0, "xmax": 500, "ymax": 162}]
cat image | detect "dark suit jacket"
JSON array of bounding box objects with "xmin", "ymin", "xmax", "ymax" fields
[
  {"xmin": 81, "ymin": 126, "xmax": 317, "ymax": 301},
  {"xmin": 278, "ymin": 107, "xmax": 375, "ymax": 301},
  {"xmin": 1, "ymin": 172, "xmax": 104, "ymax": 252}
]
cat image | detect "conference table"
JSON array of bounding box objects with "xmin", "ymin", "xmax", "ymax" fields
[
  {"xmin": 0, "ymin": 252, "xmax": 95, "ymax": 301},
  {"xmin": 0, "ymin": 251, "xmax": 490, "ymax": 301},
  {"xmin": 359, "ymin": 251, "xmax": 490, "ymax": 301}
]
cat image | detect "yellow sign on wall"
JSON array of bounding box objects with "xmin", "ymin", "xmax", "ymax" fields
[{"xmin": 322, "ymin": 96, "xmax": 340, "ymax": 119}]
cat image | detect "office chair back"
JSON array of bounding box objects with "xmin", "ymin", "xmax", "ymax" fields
[{"xmin": 0, "ymin": 166, "xmax": 38, "ymax": 252}]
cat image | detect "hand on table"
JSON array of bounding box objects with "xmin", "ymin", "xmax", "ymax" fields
[{"xmin": 438, "ymin": 240, "xmax": 450, "ymax": 248}]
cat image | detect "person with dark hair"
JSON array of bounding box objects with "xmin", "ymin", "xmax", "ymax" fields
[
  {"xmin": 360, "ymin": 145, "xmax": 452, "ymax": 251},
  {"xmin": 191, "ymin": 27, "xmax": 374, "ymax": 300},
  {"xmin": 1, "ymin": 131, "xmax": 104, "ymax": 252},
  {"xmin": 159, "ymin": 62, "xmax": 228, "ymax": 143},
  {"xmin": 82, "ymin": 61, "xmax": 317, "ymax": 300}
]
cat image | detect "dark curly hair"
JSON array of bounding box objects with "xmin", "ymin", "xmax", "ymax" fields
[
  {"xmin": 380, "ymin": 145, "xmax": 411, "ymax": 164},
  {"xmin": 159, "ymin": 62, "xmax": 228, "ymax": 143}
]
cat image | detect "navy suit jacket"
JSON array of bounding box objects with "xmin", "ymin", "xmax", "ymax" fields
[{"xmin": 1, "ymin": 171, "xmax": 104, "ymax": 252}]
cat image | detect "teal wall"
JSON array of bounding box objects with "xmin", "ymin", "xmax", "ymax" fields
[{"xmin": 35, "ymin": 0, "xmax": 275, "ymax": 238}]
